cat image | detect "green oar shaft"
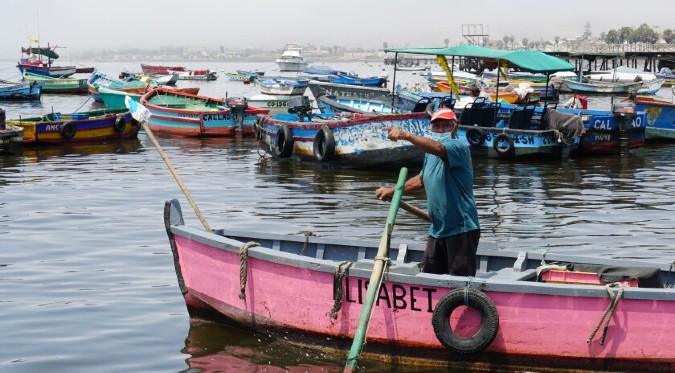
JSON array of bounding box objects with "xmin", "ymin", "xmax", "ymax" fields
[{"xmin": 344, "ymin": 167, "xmax": 408, "ymax": 372}]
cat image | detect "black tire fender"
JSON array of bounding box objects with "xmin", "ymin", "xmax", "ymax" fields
[
  {"xmin": 313, "ymin": 126, "xmax": 335, "ymax": 162},
  {"xmin": 59, "ymin": 121, "xmax": 76, "ymax": 139},
  {"xmin": 274, "ymin": 123, "xmax": 294, "ymax": 158},
  {"xmin": 466, "ymin": 127, "xmax": 485, "ymax": 146},
  {"xmin": 432, "ymin": 288, "xmax": 499, "ymax": 354},
  {"xmin": 492, "ymin": 133, "xmax": 514, "ymax": 154},
  {"xmin": 113, "ymin": 115, "xmax": 126, "ymax": 133}
]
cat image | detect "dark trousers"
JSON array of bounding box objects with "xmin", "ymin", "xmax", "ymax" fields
[{"xmin": 421, "ymin": 229, "xmax": 480, "ymax": 276}]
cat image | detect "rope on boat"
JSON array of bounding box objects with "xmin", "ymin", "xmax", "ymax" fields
[
  {"xmin": 329, "ymin": 260, "xmax": 353, "ymax": 319},
  {"xmin": 463, "ymin": 276, "xmax": 475, "ymax": 305},
  {"xmin": 299, "ymin": 231, "xmax": 315, "ymax": 256},
  {"xmin": 666, "ymin": 261, "xmax": 675, "ymax": 288},
  {"xmin": 587, "ymin": 282, "xmax": 624, "ymax": 345},
  {"xmin": 238, "ymin": 241, "xmax": 260, "ymax": 300},
  {"xmin": 73, "ymin": 95, "xmax": 92, "ymax": 114}
]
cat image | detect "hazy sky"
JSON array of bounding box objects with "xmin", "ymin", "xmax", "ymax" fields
[{"xmin": 2, "ymin": 0, "xmax": 673, "ymax": 60}]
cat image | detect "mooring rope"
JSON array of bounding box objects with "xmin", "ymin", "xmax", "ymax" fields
[
  {"xmin": 463, "ymin": 276, "xmax": 475, "ymax": 305},
  {"xmin": 666, "ymin": 261, "xmax": 675, "ymax": 288},
  {"xmin": 299, "ymin": 231, "xmax": 315, "ymax": 256},
  {"xmin": 328, "ymin": 260, "xmax": 353, "ymax": 319},
  {"xmin": 587, "ymin": 282, "xmax": 624, "ymax": 345},
  {"xmin": 238, "ymin": 241, "xmax": 260, "ymax": 300}
]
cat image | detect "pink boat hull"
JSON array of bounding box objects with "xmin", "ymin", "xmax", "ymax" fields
[{"xmin": 169, "ymin": 230, "xmax": 675, "ymax": 372}]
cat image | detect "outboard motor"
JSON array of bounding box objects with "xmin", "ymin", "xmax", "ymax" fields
[
  {"xmin": 287, "ymin": 95, "xmax": 312, "ymax": 122},
  {"xmin": 612, "ymin": 100, "xmax": 637, "ymax": 154},
  {"xmin": 227, "ymin": 97, "xmax": 248, "ymax": 130}
]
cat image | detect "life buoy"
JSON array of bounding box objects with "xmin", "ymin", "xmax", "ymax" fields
[
  {"xmin": 113, "ymin": 115, "xmax": 126, "ymax": 133},
  {"xmin": 466, "ymin": 127, "xmax": 485, "ymax": 146},
  {"xmin": 313, "ymin": 126, "xmax": 335, "ymax": 162},
  {"xmin": 59, "ymin": 121, "xmax": 76, "ymax": 139},
  {"xmin": 274, "ymin": 123, "xmax": 293, "ymax": 158},
  {"xmin": 492, "ymin": 133, "xmax": 513, "ymax": 154},
  {"xmin": 432, "ymin": 288, "xmax": 499, "ymax": 354}
]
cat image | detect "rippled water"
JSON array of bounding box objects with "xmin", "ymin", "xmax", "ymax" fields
[{"xmin": 1, "ymin": 61, "xmax": 675, "ymax": 372}]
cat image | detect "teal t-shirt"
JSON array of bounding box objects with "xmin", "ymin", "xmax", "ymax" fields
[{"xmin": 419, "ymin": 138, "xmax": 479, "ymax": 238}]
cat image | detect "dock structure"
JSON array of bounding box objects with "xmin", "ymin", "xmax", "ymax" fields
[
  {"xmin": 383, "ymin": 43, "xmax": 675, "ymax": 74},
  {"xmin": 544, "ymin": 43, "xmax": 675, "ymax": 73}
]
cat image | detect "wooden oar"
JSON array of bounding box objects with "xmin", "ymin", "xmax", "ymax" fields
[
  {"xmin": 140, "ymin": 119, "xmax": 212, "ymax": 232},
  {"xmin": 344, "ymin": 167, "xmax": 408, "ymax": 373},
  {"xmin": 400, "ymin": 200, "xmax": 430, "ymax": 222}
]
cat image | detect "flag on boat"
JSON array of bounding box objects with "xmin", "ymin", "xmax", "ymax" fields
[{"xmin": 125, "ymin": 95, "xmax": 150, "ymax": 123}]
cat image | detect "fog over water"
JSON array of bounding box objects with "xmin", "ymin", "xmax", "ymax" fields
[{"xmin": 2, "ymin": 0, "xmax": 674, "ymax": 60}]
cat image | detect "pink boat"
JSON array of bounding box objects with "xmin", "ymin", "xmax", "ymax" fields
[{"xmin": 164, "ymin": 199, "xmax": 675, "ymax": 372}]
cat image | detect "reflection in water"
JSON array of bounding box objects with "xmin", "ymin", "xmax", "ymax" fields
[
  {"xmin": 18, "ymin": 138, "xmax": 144, "ymax": 164},
  {"xmin": 182, "ymin": 319, "xmax": 341, "ymax": 373}
]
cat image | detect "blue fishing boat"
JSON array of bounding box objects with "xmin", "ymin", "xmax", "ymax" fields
[
  {"xmin": 257, "ymin": 78, "xmax": 308, "ymax": 96},
  {"xmin": 255, "ymin": 96, "xmax": 430, "ymax": 168},
  {"xmin": 634, "ymin": 96, "xmax": 675, "ymax": 140},
  {"xmin": 327, "ymin": 74, "xmax": 386, "ymax": 87},
  {"xmin": 0, "ymin": 79, "xmax": 43, "ymax": 100}
]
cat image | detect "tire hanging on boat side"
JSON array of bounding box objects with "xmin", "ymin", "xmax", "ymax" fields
[
  {"xmin": 313, "ymin": 126, "xmax": 335, "ymax": 162},
  {"xmin": 492, "ymin": 133, "xmax": 513, "ymax": 155},
  {"xmin": 274, "ymin": 123, "xmax": 294, "ymax": 158},
  {"xmin": 466, "ymin": 127, "xmax": 485, "ymax": 146},
  {"xmin": 432, "ymin": 287, "xmax": 499, "ymax": 354},
  {"xmin": 113, "ymin": 115, "xmax": 126, "ymax": 133},
  {"xmin": 59, "ymin": 121, "xmax": 76, "ymax": 139}
]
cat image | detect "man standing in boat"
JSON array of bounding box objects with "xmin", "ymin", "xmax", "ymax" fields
[{"xmin": 376, "ymin": 108, "xmax": 480, "ymax": 276}]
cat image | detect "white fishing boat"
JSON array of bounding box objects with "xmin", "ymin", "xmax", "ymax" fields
[{"xmin": 275, "ymin": 44, "xmax": 308, "ymax": 72}]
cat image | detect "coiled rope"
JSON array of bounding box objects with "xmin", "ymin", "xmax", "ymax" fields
[
  {"xmin": 239, "ymin": 241, "xmax": 260, "ymax": 300},
  {"xmin": 587, "ymin": 282, "xmax": 624, "ymax": 345},
  {"xmin": 328, "ymin": 260, "xmax": 353, "ymax": 319}
]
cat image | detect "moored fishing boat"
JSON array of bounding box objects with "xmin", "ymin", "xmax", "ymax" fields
[
  {"xmin": 167, "ymin": 69, "xmax": 218, "ymax": 81},
  {"xmin": 164, "ymin": 198, "xmax": 675, "ymax": 372},
  {"xmin": 87, "ymin": 71, "xmax": 150, "ymax": 102},
  {"xmin": 308, "ymin": 80, "xmax": 391, "ymax": 101},
  {"xmin": 140, "ymin": 87, "xmax": 269, "ymax": 137},
  {"xmin": 257, "ymin": 78, "xmax": 308, "ymax": 96},
  {"xmin": 327, "ymin": 74, "xmax": 386, "ymax": 87},
  {"xmin": 140, "ymin": 63, "xmax": 185, "ymax": 75},
  {"xmin": 6, "ymin": 107, "xmax": 139, "ymax": 145},
  {"xmin": 23, "ymin": 72, "xmax": 88, "ymax": 94},
  {"xmin": 98, "ymin": 86, "xmax": 200, "ymax": 110},
  {"xmin": 17, "ymin": 44, "xmax": 77, "ymax": 78},
  {"xmin": 633, "ymin": 96, "xmax": 675, "ymax": 140},
  {"xmin": 559, "ymin": 79, "xmax": 643, "ymax": 94},
  {"xmin": 256, "ymin": 98, "xmax": 430, "ymax": 168},
  {"xmin": 0, "ymin": 79, "xmax": 43, "ymax": 100}
]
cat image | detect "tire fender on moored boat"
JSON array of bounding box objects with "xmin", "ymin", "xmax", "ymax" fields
[
  {"xmin": 274, "ymin": 123, "xmax": 294, "ymax": 158},
  {"xmin": 432, "ymin": 287, "xmax": 499, "ymax": 354},
  {"xmin": 59, "ymin": 121, "xmax": 76, "ymax": 139},
  {"xmin": 466, "ymin": 127, "xmax": 485, "ymax": 146},
  {"xmin": 113, "ymin": 115, "xmax": 126, "ymax": 133},
  {"xmin": 313, "ymin": 126, "xmax": 335, "ymax": 162},
  {"xmin": 492, "ymin": 133, "xmax": 513, "ymax": 154}
]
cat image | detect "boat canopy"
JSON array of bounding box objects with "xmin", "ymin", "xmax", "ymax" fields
[
  {"xmin": 21, "ymin": 47, "xmax": 59, "ymax": 59},
  {"xmin": 385, "ymin": 45, "xmax": 574, "ymax": 73}
]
